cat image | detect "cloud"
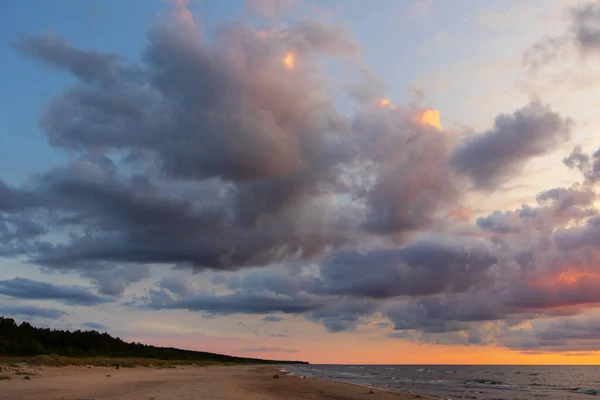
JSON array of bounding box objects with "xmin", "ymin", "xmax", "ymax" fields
[
  {"xmin": 450, "ymin": 101, "xmax": 572, "ymax": 190},
  {"xmin": 353, "ymin": 105, "xmax": 459, "ymax": 234},
  {"xmin": 83, "ymin": 322, "xmax": 107, "ymax": 330},
  {"xmin": 9, "ymin": 16, "xmax": 362, "ymax": 273},
  {"xmin": 83, "ymin": 265, "xmax": 151, "ymax": 296},
  {"xmin": 563, "ymin": 145, "xmax": 600, "ymax": 184},
  {"xmin": 0, "ymin": 305, "xmax": 68, "ymax": 319},
  {"xmin": 477, "ymin": 185, "xmax": 596, "ymax": 234},
  {"xmin": 12, "ymin": 32, "xmax": 134, "ymax": 85},
  {"xmin": 147, "ymin": 290, "xmax": 324, "ymax": 315},
  {"xmin": 524, "ymin": 2, "xmax": 600, "ymax": 70},
  {"xmin": 570, "ymin": 2, "xmax": 600, "ymax": 52},
  {"xmin": 0, "ymin": 277, "xmax": 109, "ymax": 306},
  {"xmin": 501, "ymin": 315, "xmax": 600, "ymax": 353},
  {"xmin": 316, "ymin": 236, "xmax": 497, "ymax": 298},
  {"xmin": 262, "ymin": 315, "xmax": 284, "ymax": 322},
  {"xmin": 245, "ymin": 0, "xmax": 294, "ymax": 18},
  {"xmin": 5, "ymin": 0, "xmax": 600, "ymax": 353}
]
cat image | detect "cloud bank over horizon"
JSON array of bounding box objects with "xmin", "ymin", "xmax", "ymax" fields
[{"xmin": 2, "ymin": 0, "xmax": 600, "ymax": 361}]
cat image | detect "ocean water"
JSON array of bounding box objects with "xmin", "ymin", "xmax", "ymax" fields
[{"xmin": 282, "ymin": 364, "xmax": 600, "ymax": 399}]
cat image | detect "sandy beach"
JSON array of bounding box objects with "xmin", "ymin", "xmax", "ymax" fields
[{"xmin": 0, "ymin": 364, "xmax": 430, "ymax": 400}]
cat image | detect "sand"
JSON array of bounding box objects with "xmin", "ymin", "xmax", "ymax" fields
[{"xmin": 0, "ymin": 364, "xmax": 431, "ymax": 400}]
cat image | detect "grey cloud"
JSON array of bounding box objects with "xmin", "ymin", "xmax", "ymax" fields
[
  {"xmin": 0, "ymin": 277, "xmax": 109, "ymax": 306},
  {"xmin": 306, "ymin": 299, "xmax": 378, "ymax": 332},
  {"xmin": 0, "ymin": 180, "xmax": 37, "ymax": 211},
  {"xmin": 571, "ymin": 2, "xmax": 600, "ymax": 52},
  {"xmin": 25, "ymin": 163, "xmax": 355, "ymax": 271},
  {"xmin": 387, "ymin": 331, "xmax": 415, "ymax": 339},
  {"xmin": 83, "ymin": 265, "xmax": 151, "ymax": 296},
  {"xmin": 83, "ymin": 322, "xmax": 107, "ymax": 330},
  {"xmin": 0, "ymin": 213, "xmax": 48, "ymax": 257},
  {"xmin": 450, "ymin": 102, "xmax": 572, "ymax": 190},
  {"xmin": 11, "ymin": 19, "xmax": 360, "ymax": 272},
  {"xmin": 148, "ymin": 290, "xmax": 324, "ymax": 315},
  {"xmin": 281, "ymin": 20, "xmax": 358, "ymax": 56},
  {"xmin": 245, "ymin": 0, "xmax": 294, "ymax": 18},
  {"xmin": 554, "ymin": 215, "xmax": 600, "ymax": 250},
  {"xmin": 0, "ymin": 305, "xmax": 68, "ymax": 319},
  {"xmin": 353, "ymin": 106, "xmax": 458, "ymax": 234},
  {"xmin": 12, "ymin": 32, "xmax": 134, "ymax": 85},
  {"xmin": 563, "ymin": 146, "xmax": 600, "ymax": 183},
  {"xmin": 157, "ymin": 277, "xmax": 197, "ymax": 298},
  {"xmin": 524, "ymin": 2, "xmax": 600, "ymax": 70},
  {"xmin": 477, "ymin": 209, "xmax": 526, "ymax": 234},
  {"xmin": 502, "ymin": 316, "xmax": 600, "ymax": 352},
  {"xmin": 477, "ymin": 185, "xmax": 596, "ymax": 234},
  {"xmin": 317, "ymin": 236, "xmax": 497, "ymax": 298},
  {"xmin": 262, "ymin": 315, "xmax": 284, "ymax": 322}
]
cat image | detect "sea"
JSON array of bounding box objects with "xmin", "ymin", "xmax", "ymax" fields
[{"xmin": 281, "ymin": 364, "xmax": 600, "ymax": 399}]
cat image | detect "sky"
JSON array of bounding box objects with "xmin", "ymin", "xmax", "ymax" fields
[{"xmin": 1, "ymin": 0, "xmax": 600, "ymax": 364}]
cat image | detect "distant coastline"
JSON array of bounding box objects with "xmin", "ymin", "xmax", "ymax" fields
[{"xmin": 0, "ymin": 316, "xmax": 307, "ymax": 366}]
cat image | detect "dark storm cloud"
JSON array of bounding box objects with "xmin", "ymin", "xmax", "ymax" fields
[
  {"xmin": 0, "ymin": 305, "xmax": 68, "ymax": 319},
  {"xmin": 316, "ymin": 236, "xmax": 497, "ymax": 298},
  {"xmin": 0, "ymin": 277, "xmax": 109, "ymax": 306},
  {"xmin": 450, "ymin": 101, "xmax": 572, "ymax": 190}
]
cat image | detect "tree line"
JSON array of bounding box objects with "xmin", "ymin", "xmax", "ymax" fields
[{"xmin": 0, "ymin": 316, "xmax": 306, "ymax": 364}]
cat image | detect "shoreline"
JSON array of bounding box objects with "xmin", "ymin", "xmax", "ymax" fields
[
  {"xmin": 0, "ymin": 363, "xmax": 432, "ymax": 400},
  {"xmin": 278, "ymin": 367, "xmax": 436, "ymax": 399}
]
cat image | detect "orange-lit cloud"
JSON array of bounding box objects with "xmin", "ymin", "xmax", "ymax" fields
[
  {"xmin": 284, "ymin": 52, "xmax": 295, "ymax": 70},
  {"xmin": 379, "ymin": 98, "xmax": 397, "ymax": 109},
  {"xmin": 421, "ymin": 108, "xmax": 442, "ymax": 130}
]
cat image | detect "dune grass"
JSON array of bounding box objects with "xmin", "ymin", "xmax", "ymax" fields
[{"xmin": 0, "ymin": 354, "xmax": 231, "ymax": 368}]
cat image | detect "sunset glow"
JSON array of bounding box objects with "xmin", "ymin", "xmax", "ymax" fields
[
  {"xmin": 283, "ymin": 52, "xmax": 295, "ymax": 70},
  {"xmin": 420, "ymin": 108, "xmax": 442, "ymax": 130}
]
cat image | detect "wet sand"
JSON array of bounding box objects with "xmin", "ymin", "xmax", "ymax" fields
[{"xmin": 0, "ymin": 364, "xmax": 431, "ymax": 400}]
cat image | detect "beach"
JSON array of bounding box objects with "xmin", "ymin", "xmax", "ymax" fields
[{"xmin": 0, "ymin": 364, "xmax": 428, "ymax": 400}]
